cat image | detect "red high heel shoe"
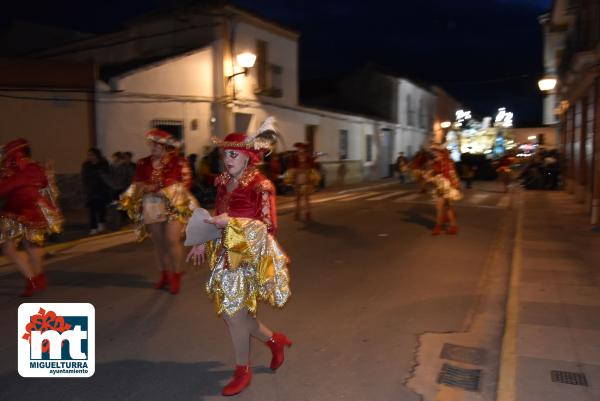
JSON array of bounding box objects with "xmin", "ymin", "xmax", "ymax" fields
[
  {"xmin": 169, "ymin": 272, "xmax": 182, "ymax": 294},
  {"xmin": 154, "ymin": 271, "xmax": 170, "ymax": 290},
  {"xmin": 222, "ymin": 365, "xmax": 252, "ymax": 396},
  {"xmin": 35, "ymin": 273, "xmax": 48, "ymax": 292},
  {"xmin": 20, "ymin": 278, "xmax": 36, "ymax": 297},
  {"xmin": 431, "ymin": 225, "xmax": 442, "ymax": 236},
  {"xmin": 265, "ymin": 332, "xmax": 292, "ymax": 371}
]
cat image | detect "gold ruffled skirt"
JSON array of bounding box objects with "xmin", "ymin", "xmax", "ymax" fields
[
  {"xmin": 0, "ymin": 202, "xmax": 63, "ymax": 246},
  {"xmin": 120, "ymin": 182, "xmax": 199, "ymax": 241},
  {"xmin": 204, "ymin": 217, "xmax": 291, "ymax": 316}
]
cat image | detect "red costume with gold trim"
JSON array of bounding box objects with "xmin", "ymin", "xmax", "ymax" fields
[
  {"xmin": 198, "ymin": 132, "xmax": 290, "ymax": 317},
  {"xmin": 0, "ymin": 139, "xmax": 63, "ymax": 245},
  {"xmin": 120, "ymin": 130, "xmax": 198, "ymax": 241},
  {"xmin": 215, "ymin": 166, "xmax": 277, "ymax": 234},
  {"xmin": 429, "ymin": 149, "xmax": 462, "ymax": 201}
]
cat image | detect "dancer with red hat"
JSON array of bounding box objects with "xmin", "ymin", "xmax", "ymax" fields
[
  {"xmin": 426, "ymin": 144, "xmax": 462, "ymax": 235},
  {"xmin": 0, "ymin": 138, "xmax": 63, "ymax": 297},
  {"xmin": 186, "ymin": 117, "xmax": 291, "ymax": 396},
  {"xmin": 120, "ymin": 129, "xmax": 198, "ymax": 294},
  {"xmin": 284, "ymin": 142, "xmax": 321, "ymax": 222}
]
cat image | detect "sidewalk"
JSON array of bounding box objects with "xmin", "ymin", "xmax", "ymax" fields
[{"xmin": 498, "ymin": 189, "xmax": 600, "ymax": 401}]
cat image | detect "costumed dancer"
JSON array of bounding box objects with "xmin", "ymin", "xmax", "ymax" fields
[
  {"xmin": 496, "ymin": 152, "xmax": 515, "ymax": 193},
  {"xmin": 426, "ymin": 144, "xmax": 462, "ymax": 235},
  {"xmin": 284, "ymin": 142, "xmax": 321, "ymax": 222},
  {"xmin": 186, "ymin": 117, "xmax": 292, "ymax": 397},
  {"xmin": 411, "ymin": 146, "xmax": 430, "ymax": 193},
  {"xmin": 120, "ymin": 129, "xmax": 198, "ymax": 294},
  {"xmin": 0, "ymin": 139, "xmax": 63, "ymax": 297}
]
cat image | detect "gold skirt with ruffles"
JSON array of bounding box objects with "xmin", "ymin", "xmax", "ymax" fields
[
  {"xmin": 120, "ymin": 182, "xmax": 199, "ymax": 241},
  {"xmin": 0, "ymin": 202, "xmax": 63, "ymax": 246},
  {"xmin": 204, "ymin": 217, "xmax": 291, "ymax": 316}
]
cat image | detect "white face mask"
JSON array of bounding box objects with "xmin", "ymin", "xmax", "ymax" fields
[{"xmin": 223, "ymin": 150, "xmax": 249, "ymax": 178}]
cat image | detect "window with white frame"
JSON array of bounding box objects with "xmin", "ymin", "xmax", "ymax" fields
[{"xmin": 339, "ymin": 129, "xmax": 349, "ymax": 160}]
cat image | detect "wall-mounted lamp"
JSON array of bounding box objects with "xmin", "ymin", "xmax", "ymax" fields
[
  {"xmin": 227, "ymin": 52, "xmax": 257, "ymax": 81},
  {"xmin": 538, "ymin": 77, "xmax": 557, "ymax": 92},
  {"xmin": 440, "ymin": 121, "xmax": 452, "ymax": 129}
]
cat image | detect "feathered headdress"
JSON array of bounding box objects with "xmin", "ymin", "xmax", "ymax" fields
[{"xmin": 212, "ymin": 116, "xmax": 283, "ymax": 157}]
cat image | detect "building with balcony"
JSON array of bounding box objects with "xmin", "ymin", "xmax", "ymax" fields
[{"xmin": 539, "ymin": 0, "xmax": 600, "ymax": 226}]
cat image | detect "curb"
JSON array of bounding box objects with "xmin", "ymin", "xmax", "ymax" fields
[
  {"xmin": 0, "ymin": 229, "xmax": 135, "ymax": 269},
  {"xmin": 496, "ymin": 191, "xmax": 523, "ymax": 401}
]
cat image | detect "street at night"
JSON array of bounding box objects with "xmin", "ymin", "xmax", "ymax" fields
[
  {"xmin": 1, "ymin": 0, "xmax": 600, "ymax": 400},
  {"xmin": 1, "ymin": 182, "xmax": 513, "ymax": 400}
]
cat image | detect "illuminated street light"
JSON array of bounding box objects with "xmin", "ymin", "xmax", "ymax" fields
[
  {"xmin": 538, "ymin": 77, "xmax": 557, "ymax": 92},
  {"xmin": 441, "ymin": 121, "xmax": 452, "ymax": 129},
  {"xmin": 227, "ymin": 52, "xmax": 257, "ymax": 81},
  {"xmin": 236, "ymin": 52, "xmax": 257, "ymax": 69}
]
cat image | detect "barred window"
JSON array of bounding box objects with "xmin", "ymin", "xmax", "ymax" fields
[{"xmin": 151, "ymin": 119, "xmax": 183, "ymax": 140}]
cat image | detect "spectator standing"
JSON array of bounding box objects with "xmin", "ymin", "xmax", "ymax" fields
[
  {"xmin": 81, "ymin": 148, "xmax": 111, "ymax": 235},
  {"xmin": 395, "ymin": 152, "xmax": 409, "ymax": 183}
]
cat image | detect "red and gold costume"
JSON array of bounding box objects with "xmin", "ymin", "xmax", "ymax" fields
[
  {"xmin": 0, "ymin": 139, "xmax": 63, "ymax": 245},
  {"xmin": 120, "ymin": 129, "xmax": 198, "ymax": 240},
  {"xmin": 430, "ymin": 151, "xmax": 463, "ymax": 201},
  {"xmin": 201, "ymin": 133, "xmax": 291, "ymax": 317},
  {"xmin": 283, "ymin": 143, "xmax": 320, "ymax": 195}
]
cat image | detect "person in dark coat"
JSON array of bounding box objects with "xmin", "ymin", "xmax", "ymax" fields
[{"xmin": 81, "ymin": 148, "xmax": 111, "ymax": 235}]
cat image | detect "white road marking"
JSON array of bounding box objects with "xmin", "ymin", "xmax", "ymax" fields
[
  {"xmin": 468, "ymin": 193, "xmax": 491, "ymax": 204},
  {"xmin": 339, "ymin": 192, "xmax": 381, "ymax": 202},
  {"xmin": 366, "ymin": 190, "xmax": 411, "ymax": 201},
  {"xmin": 394, "ymin": 193, "xmax": 422, "ymax": 202}
]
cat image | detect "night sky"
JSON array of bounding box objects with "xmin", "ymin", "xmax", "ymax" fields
[{"xmin": 2, "ymin": 0, "xmax": 551, "ymax": 126}]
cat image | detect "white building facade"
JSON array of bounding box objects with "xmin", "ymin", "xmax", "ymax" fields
[{"xmin": 35, "ymin": 4, "xmax": 436, "ymax": 186}]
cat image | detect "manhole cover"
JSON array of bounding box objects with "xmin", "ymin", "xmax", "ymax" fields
[
  {"xmin": 550, "ymin": 370, "xmax": 588, "ymax": 386},
  {"xmin": 440, "ymin": 343, "xmax": 486, "ymax": 365},
  {"xmin": 437, "ymin": 363, "xmax": 481, "ymax": 391}
]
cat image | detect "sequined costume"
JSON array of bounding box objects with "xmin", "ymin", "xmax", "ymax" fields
[
  {"xmin": 430, "ymin": 158, "xmax": 463, "ymax": 201},
  {"xmin": 0, "ymin": 144, "xmax": 63, "ymax": 246},
  {"xmin": 283, "ymin": 146, "xmax": 320, "ymax": 195},
  {"xmin": 120, "ymin": 151, "xmax": 198, "ymax": 241},
  {"xmin": 204, "ymin": 166, "xmax": 291, "ymax": 317}
]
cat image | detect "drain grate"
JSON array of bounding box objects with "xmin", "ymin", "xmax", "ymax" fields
[
  {"xmin": 550, "ymin": 370, "xmax": 588, "ymax": 386},
  {"xmin": 437, "ymin": 363, "xmax": 481, "ymax": 391},
  {"xmin": 440, "ymin": 343, "xmax": 486, "ymax": 365}
]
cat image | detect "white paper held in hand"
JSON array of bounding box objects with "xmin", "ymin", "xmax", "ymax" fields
[{"xmin": 184, "ymin": 208, "xmax": 222, "ymax": 246}]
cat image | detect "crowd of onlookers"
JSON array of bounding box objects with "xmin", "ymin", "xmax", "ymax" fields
[{"xmin": 79, "ymin": 146, "xmax": 324, "ymax": 234}]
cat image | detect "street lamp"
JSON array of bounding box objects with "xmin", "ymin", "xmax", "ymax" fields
[
  {"xmin": 538, "ymin": 77, "xmax": 557, "ymax": 92},
  {"xmin": 441, "ymin": 121, "xmax": 452, "ymax": 129},
  {"xmin": 227, "ymin": 52, "xmax": 257, "ymax": 81}
]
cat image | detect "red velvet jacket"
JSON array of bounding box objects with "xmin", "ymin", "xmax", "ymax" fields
[
  {"xmin": 133, "ymin": 152, "xmax": 192, "ymax": 191},
  {"xmin": 215, "ymin": 167, "xmax": 277, "ymax": 234},
  {"xmin": 0, "ymin": 161, "xmax": 53, "ymax": 226}
]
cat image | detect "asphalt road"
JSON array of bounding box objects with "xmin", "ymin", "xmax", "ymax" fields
[{"xmin": 0, "ymin": 181, "xmax": 511, "ymax": 401}]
